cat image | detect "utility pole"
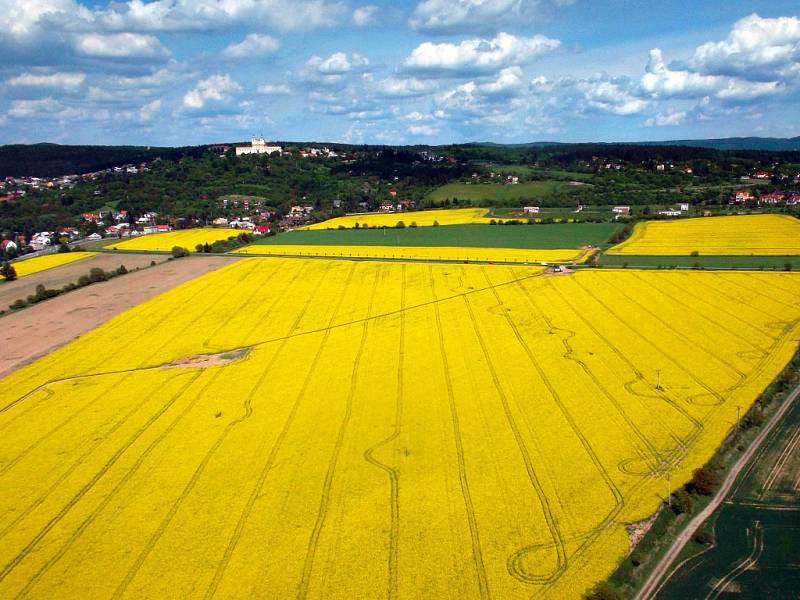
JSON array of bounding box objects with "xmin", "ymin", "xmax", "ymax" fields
[
  {"xmin": 736, "ymin": 405, "xmax": 741, "ymax": 437},
  {"xmin": 656, "ymin": 369, "xmax": 662, "ymax": 390},
  {"xmin": 667, "ymin": 472, "xmax": 671, "ymax": 507}
]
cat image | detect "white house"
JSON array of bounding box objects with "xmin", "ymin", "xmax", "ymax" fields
[
  {"xmin": 236, "ymin": 136, "xmax": 282, "ymax": 156},
  {"xmin": 679, "ymin": 203, "xmax": 690, "ymax": 211},
  {"xmin": 523, "ymin": 206, "xmax": 540, "ymax": 215},
  {"xmin": 612, "ymin": 206, "xmax": 631, "ymax": 215}
]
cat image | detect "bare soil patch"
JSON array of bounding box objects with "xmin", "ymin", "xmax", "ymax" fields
[
  {"xmin": 0, "ymin": 253, "xmax": 165, "ymax": 311},
  {"xmin": 0, "ymin": 256, "xmax": 240, "ymax": 379}
]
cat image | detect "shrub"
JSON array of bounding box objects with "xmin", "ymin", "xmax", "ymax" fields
[
  {"xmin": 433, "ymin": 220, "xmax": 440, "ymax": 227},
  {"xmin": 195, "ymin": 243, "xmax": 205, "ymax": 253},
  {"xmin": 688, "ymin": 467, "xmax": 718, "ymax": 496},
  {"xmin": 58, "ymin": 242, "xmax": 71, "ymax": 253},
  {"xmin": 171, "ymin": 246, "xmax": 190, "ymax": 258},
  {"xmin": 690, "ymin": 250, "xmax": 700, "ymax": 257},
  {"xmin": 10, "ymin": 298, "xmax": 28, "ymax": 310},
  {"xmin": 77, "ymin": 275, "xmax": 90, "ymax": 287},
  {"xmin": 1, "ymin": 261, "xmax": 17, "ymax": 281},
  {"xmin": 785, "ymin": 262, "xmax": 793, "ymax": 271},
  {"xmin": 395, "ymin": 221, "xmax": 405, "ymax": 228},
  {"xmin": 671, "ymin": 490, "xmax": 693, "ymax": 514},
  {"xmin": 88, "ymin": 267, "xmax": 108, "ymax": 283},
  {"xmin": 116, "ymin": 265, "xmax": 128, "ymax": 276},
  {"xmin": 584, "ymin": 582, "xmax": 623, "ymax": 600},
  {"xmin": 694, "ymin": 529, "xmax": 714, "ymax": 546},
  {"xmin": 409, "ymin": 221, "xmax": 418, "ymax": 228}
]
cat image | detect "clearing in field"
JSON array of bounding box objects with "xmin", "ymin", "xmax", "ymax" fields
[
  {"xmin": 305, "ymin": 207, "xmax": 494, "ymax": 229},
  {"xmin": 607, "ymin": 214, "xmax": 800, "ymax": 256},
  {"xmin": 1, "ymin": 260, "xmax": 799, "ymax": 599},
  {"xmin": 110, "ymin": 228, "xmax": 241, "ymax": 252},
  {"xmin": 234, "ymin": 244, "xmax": 585, "ymax": 263},
  {"xmin": 7, "ymin": 252, "xmax": 97, "ymax": 278}
]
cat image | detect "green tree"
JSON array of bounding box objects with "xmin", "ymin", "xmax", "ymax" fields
[{"xmin": 1, "ymin": 261, "xmax": 18, "ymax": 281}]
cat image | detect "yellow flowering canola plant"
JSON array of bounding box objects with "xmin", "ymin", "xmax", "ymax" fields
[
  {"xmin": 111, "ymin": 228, "xmax": 241, "ymax": 252},
  {"xmin": 234, "ymin": 243, "xmax": 584, "ymax": 264},
  {"xmin": 9, "ymin": 252, "xmax": 98, "ymax": 277},
  {"xmin": 304, "ymin": 207, "xmax": 495, "ymax": 229},
  {"xmin": 1, "ymin": 259, "xmax": 799, "ymax": 599},
  {"xmin": 607, "ymin": 214, "xmax": 800, "ymax": 256}
]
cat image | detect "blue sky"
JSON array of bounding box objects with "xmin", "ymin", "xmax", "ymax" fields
[{"xmin": 1, "ymin": 0, "xmax": 798, "ymax": 146}]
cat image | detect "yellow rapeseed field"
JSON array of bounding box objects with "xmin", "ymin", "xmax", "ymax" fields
[
  {"xmin": 305, "ymin": 207, "xmax": 494, "ymax": 229},
  {"xmin": 111, "ymin": 228, "xmax": 241, "ymax": 252},
  {"xmin": 607, "ymin": 214, "xmax": 800, "ymax": 255},
  {"xmin": 1, "ymin": 259, "xmax": 799, "ymax": 599},
  {"xmin": 8, "ymin": 252, "xmax": 98, "ymax": 277},
  {"xmin": 234, "ymin": 243, "xmax": 584, "ymax": 263}
]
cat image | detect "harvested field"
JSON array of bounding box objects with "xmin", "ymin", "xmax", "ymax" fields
[
  {"xmin": 1, "ymin": 260, "xmax": 798, "ymax": 598},
  {"xmin": 0, "ymin": 253, "xmax": 166, "ymax": 312},
  {"xmin": 8, "ymin": 252, "xmax": 97, "ymax": 277},
  {"xmin": 607, "ymin": 214, "xmax": 800, "ymax": 256},
  {"xmin": 0, "ymin": 256, "xmax": 238, "ymax": 379}
]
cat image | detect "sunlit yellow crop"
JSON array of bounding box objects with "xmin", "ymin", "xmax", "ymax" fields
[
  {"xmin": 111, "ymin": 228, "xmax": 241, "ymax": 252},
  {"xmin": 607, "ymin": 214, "xmax": 800, "ymax": 255},
  {"xmin": 1, "ymin": 260, "xmax": 799, "ymax": 599},
  {"xmin": 305, "ymin": 207, "xmax": 494, "ymax": 229},
  {"xmin": 8, "ymin": 251, "xmax": 97, "ymax": 277},
  {"xmin": 234, "ymin": 243, "xmax": 584, "ymax": 263}
]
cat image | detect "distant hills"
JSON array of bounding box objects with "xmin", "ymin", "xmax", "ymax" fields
[{"xmin": 2, "ymin": 137, "xmax": 799, "ymax": 178}]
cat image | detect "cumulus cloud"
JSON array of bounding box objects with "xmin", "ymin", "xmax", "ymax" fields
[
  {"xmin": 644, "ymin": 109, "xmax": 687, "ymax": 127},
  {"xmin": 409, "ymin": 0, "xmax": 575, "ymax": 34},
  {"xmin": 377, "ymin": 76, "xmax": 439, "ymax": 97},
  {"xmin": 222, "ymin": 33, "xmax": 279, "ymax": 58},
  {"xmin": 307, "ymin": 51, "xmax": 369, "ymax": 75},
  {"xmin": 408, "ymin": 124, "xmax": 439, "ymax": 136},
  {"xmin": 576, "ymin": 75, "xmax": 649, "ymax": 115},
  {"xmin": 257, "ymin": 83, "xmax": 291, "ymax": 95},
  {"xmin": 6, "ymin": 71, "xmax": 86, "ymax": 89},
  {"xmin": 183, "ymin": 74, "xmax": 241, "ymax": 109},
  {"xmin": 403, "ymin": 32, "xmax": 560, "ymax": 74},
  {"xmin": 74, "ymin": 32, "xmax": 168, "ymax": 58},
  {"xmin": 352, "ymin": 5, "xmax": 378, "ymax": 26},
  {"xmin": 685, "ymin": 14, "xmax": 800, "ymax": 80}
]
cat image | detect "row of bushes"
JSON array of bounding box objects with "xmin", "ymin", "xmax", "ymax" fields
[
  {"xmin": 193, "ymin": 232, "xmax": 254, "ymax": 254},
  {"xmin": 1, "ymin": 264, "xmax": 141, "ymax": 315}
]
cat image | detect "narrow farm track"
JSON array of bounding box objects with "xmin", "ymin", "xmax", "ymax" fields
[{"xmin": 636, "ymin": 380, "xmax": 800, "ymax": 600}]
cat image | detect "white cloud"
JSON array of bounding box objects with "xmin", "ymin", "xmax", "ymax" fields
[
  {"xmin": 257, "ymin": 83, "xmax": 291, "ymax": 95},
  {"xmin": 644, "ymin": 109, "xmax": 687, "ymax": 127},
  {"xmin": 352, "ymin": 5, "xmax": 378, "ymax": 26},
  {"xmin": 409, "ymin": 0, "xmax": 574, "ymax": 34},
  {"xmin": 0, "ymin": 0, "xmax": 90, "ymax": 38},
  {"xmin": 686, "ymin": 14, "xmax": 800, "ymax": 80},
  {"xmin": 74, "ymin": 32, "xmax": 168, "ymax": 58},
  {"xmin": 6, "ymin": 71, "xmax": 86, "ymax": 89},
  {"xmin": 7, "ymin": 97, "xmax": 62, "ymax": 118},
  {"xmin": 307, "ymin": 51, "xmax": 369, "ymax": 75},
  {"xmin": 408, "ymin": 124, "xmax": 439, "ymax": 136},
  {"xmin": 403, "ymin": 32, "xmax": 560, "ymax": 74},
  {"xmin": 377, "ymin": 76, "xmax": 439, "ymax": 97},
  {"xmin": 577, "ymin": 75, "xmax": 648, "ymax": 115},
  {"xmin": 183, "ymin": 74, "xmax": 241, "ymax": 109},
  {"xmin": 222, "ymin": 33, "xmax": 279, "ymax": 59}
]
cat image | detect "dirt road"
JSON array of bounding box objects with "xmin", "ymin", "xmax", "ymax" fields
[
  {"xmin": 0, "ymin": 255, "xmax": 239, "ymax": 379},
  {"xmin": 635, "ymin": 380, "xmax": 800, "ymax": 600}
]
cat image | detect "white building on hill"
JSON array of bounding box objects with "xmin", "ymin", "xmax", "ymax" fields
[{"xmin": 236, "ymin": 136, "xmax": 282, "ymax": 156}]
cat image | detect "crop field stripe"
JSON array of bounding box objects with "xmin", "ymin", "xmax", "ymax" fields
[
  {"xmin": 734, "ymin": 274, "xmax": 800, "ymax": 313},
  {"xmin": 601, "ymin": 276, "xmax": 748, "ymax": 380},
  {"xmin": 760, "ymin": 426, "xmax": 800, "ymax": 495},
  {"xmin": 628, "ymin": 272, "xmax": 772, "ymax": 352},
  {"xmin": 0, "ymin": 376, "xmax": 127, "ymax": 478},
  {"xmin": 14, "ymin": 371, "xmax": 208, "ymax": 598},
  {"xmin": 572, "ymin": 276, "xmax": 727, "ymax": 407},
  {"xmin": 704, "ymin": 521, "xmax": 764, "ymax": 600},
  {"xmin": 204, "ymin": 262, "xmax": 355, "ymax": 599},
  {"xmin": 460, "ymin": 275, "xmax": 569, "ymax": 585},
  {"xmin": 546, "ymin": 279, "xmax": 703, "ymax": 452},
  {"xmin": 362, "ymin": 264, "xmax": 406, "ymax": 600},
  {"xmin": 0, "ymin": 374, "xmax": 163, "ymax": 542},
  {"xmin": 676, "ymin": 273, "xmax": 789, "ymax": 325},
  {"xmin": 430, "ymin": 267, "xmax": 491, "ymax": 599},
  {"xmin": 483, "ymin": 271, "xmax": 628, "ymax": 582},
  {"xmin": 0, "ymin": 369, "xmax": 202, "ymax": 590},
  {"xmin": 297, "ymin": 265, "xmax": 381, "ymax": 599}
]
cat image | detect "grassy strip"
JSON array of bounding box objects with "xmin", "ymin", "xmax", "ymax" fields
[
  {"xmin": 251, "ymin": 222, "xmax": 622, "ymax": 250},
  {"xmin": 591, "ymin": 349, "xmax": 800, "ymax": 599},
  {"xmin": 597, "ymin": 254, "xmax": 799, "ymax": 270}
]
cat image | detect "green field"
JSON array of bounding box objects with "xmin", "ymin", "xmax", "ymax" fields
[
  {"xmin": 657, "ymin": 395, "xmax": 800, "ymax": 599},
  {"xmin": 489, "ymin": 165, "xmax": 595, "ymax": 181},
  {"xmin": 598, "ymin": 254, "xmax": 800, "ymax": 269},
  {"xmin": 252, "ymin": 222, "xmax": 621, "ymax": 249},
  {"xmin": 427, "ymin": 180, "xmax": 570, "ymax": 203}
]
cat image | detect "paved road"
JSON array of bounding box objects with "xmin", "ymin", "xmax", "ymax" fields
[{"xmin": 635, "ymin": 379, "xmax": 800, "ymax": 600}]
